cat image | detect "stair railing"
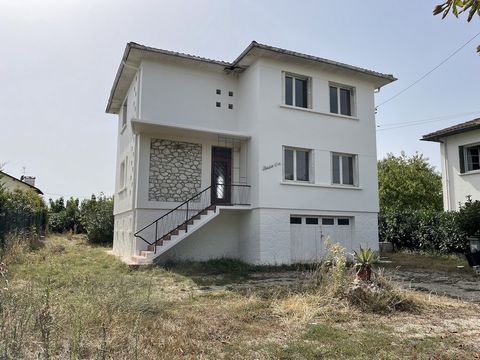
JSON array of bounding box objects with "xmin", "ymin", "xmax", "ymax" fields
[{"xmin": 133, "ymin": 183, "xmax": 251, "ymax": 252}]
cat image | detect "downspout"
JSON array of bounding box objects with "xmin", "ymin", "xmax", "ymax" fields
[{"xmin": 441, "ymin": 139, "xmax": 451, "ymax": 211}]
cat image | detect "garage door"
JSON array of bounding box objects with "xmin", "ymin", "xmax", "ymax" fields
[{"xmin": 290, "ymin": 216, "xmax": 353, "ymax": 263}]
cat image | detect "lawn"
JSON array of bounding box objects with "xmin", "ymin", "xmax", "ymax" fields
[{"xmin": 1, "ymin": 235, "xmax": 479, "ymax": 359}]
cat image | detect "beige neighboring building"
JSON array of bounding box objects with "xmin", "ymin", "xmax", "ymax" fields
[
  {"xmin": 0, "ymin": 171, "xmax": 43, "ymax": 195},
  {"xmin": 422, "ymin": 118, "xmax": 480, "ymax": 211}
]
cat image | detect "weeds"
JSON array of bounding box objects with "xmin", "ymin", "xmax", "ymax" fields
[{"xmin": 0, "ymin": 234, "xmax": 477, "ymax": 359}]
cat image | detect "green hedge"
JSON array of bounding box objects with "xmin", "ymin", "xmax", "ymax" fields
[
  {"xmin": 379, "ymin": 210, "xmax": 468, "ymax": 253},
  {"xmin": 0, "ymin": 188, "xmax": 47, "ymax": 246}
]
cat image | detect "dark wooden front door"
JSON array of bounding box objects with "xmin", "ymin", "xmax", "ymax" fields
[{"xmin": 211, "ymin": 147, "xmax": 232, "ymax": 205}]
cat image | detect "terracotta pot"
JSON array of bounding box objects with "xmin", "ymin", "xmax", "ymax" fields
[{"xmin": 355, "ymin": 267, "xmax": 372, "ymax": 282}]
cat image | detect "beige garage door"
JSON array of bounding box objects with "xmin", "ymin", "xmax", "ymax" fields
[{"xmin": 290, "ymin": 216, "xmax": 353, "ymax": 263}]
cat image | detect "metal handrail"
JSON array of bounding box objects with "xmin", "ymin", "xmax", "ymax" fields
[{"xmin": 134, "ymin": 183, "xmax": 251, "ymax": 249}]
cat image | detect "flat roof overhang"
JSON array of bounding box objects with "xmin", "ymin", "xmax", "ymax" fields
[{"xmin": 131, "ymin": 118, "xmax": 251, "ymax": 140}]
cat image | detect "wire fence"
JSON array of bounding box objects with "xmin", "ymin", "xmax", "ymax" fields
[{"xmin": 0, "ymin": 206, "xmax": 47, "ymax": 247}]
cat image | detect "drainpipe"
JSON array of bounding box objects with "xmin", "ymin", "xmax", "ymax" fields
[{"xmin": 441, "ymin": 139, "xmax": 451, "ymax": 211}]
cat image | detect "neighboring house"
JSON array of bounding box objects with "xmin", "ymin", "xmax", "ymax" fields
[
  {"xmin": 0, "ymin": 171, "xmax": 43, "ymax": 195},
  {"xmin": 106, "ymin": 41, "xmax": 396, "ymax": 265},
  {"xmin": 422, "ymin": 118, "xmax": 480, "ymax": 211}
]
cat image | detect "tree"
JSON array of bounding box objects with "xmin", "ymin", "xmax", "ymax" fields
[
  {"xmin": 434, "ymin": 0, "xmax": 480, "ymax": 53},
  {"xmin": 378, "ymin": 152, "xmax": 443, "ymax": 212}
]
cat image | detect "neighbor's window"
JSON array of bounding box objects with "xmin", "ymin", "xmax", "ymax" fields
[
  {"xmin": 121, "ymin": 98, "xmax": 128, "ymax": 130},
  {"xmin": 284, "ymin": 147, "xmax": 311, "ymax": 182},
  {"xmin": 332, "ymin": 153, "xmax": 356, "ymax": 186},
  {"xmin": 463, "ymin": 144, "xmax": 480, "ymax": 172},
  {"xmin": 284, "ymin": 73, "xmax": 310, "ymax": 108},
  {"xmin": 119, "ymin": 158, "xmax": 126, "ymax": 190},
  {"xmin": 329, "ymin": 84, "xmax": 354, "ymax": 116}
]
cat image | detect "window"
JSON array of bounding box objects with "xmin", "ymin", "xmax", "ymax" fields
[
  {"xmin": 121, "ymin": 99, "xmax": 128, "ymax": 129},
  {"xmin": 216, "ymin": 89, "xmax": 221, "ymax": 95},
  {"xmin": 228, "ymin": 104, "xmax": 233, "ymax": 110},
  {"xmin": 216, "ymin": 102, "xmax": 221, "ymax": 108},
  {"xmin": 332, "ymin": 153, "xmax": 356, "ymax": 186},
  {"xmin": 119, "ymin": 158, "xmax": 127, "ymax": 190},
  {"xmin": 284, "ymin": 73, "xmax": 310, "ymax": 108},
  {"xmin": 284, "ymin": 147, "xmax": 311, "ymax": 182},
  {"xmin": 461, "ymin": 144, "xmax": 480, "ymax": 173},
  {"xmin": 322, "ymin": 218, "xmax": 334, "ymax": 225},
  {"xmin": 329, "ymin": 84, "xmax": 354, "ymax": 116},
  {"xmin": 306, "ymin": 218, "xmax": 318, "ymax": 225},
  {"xmin": 338, "ymin": 218, "xmax": 350, "ymax": 226},
  {"xmin": 228, "ymin": 91, "xmax": 234, "ymax": 97},
  {"xmin": 290, "ymin": 217, "xmax": 302, "ymax": 224}
]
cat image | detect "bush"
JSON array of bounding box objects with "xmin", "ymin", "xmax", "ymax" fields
[
  {"xmin": 457, "ymin": 197, "xmax": 480, "ymax": 237},
  {"xmin": 0, "ymin": 188, "xmax": 47, "ymax": 246},
  {"xmin": 79, "ymin": 194, "xmax": 114, "ymax": 244},
  {"xmin": 379, "ymin": 210, "xmax": 467, "ymax": 253},
  {"xmin": 48, "ymin": 197, "xmax": 82, "ymax": 233}
]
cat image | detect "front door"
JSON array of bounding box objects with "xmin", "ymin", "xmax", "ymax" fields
[{"xmin": 211, "ymin": 147, "xmax": 232, "ymax": 205}]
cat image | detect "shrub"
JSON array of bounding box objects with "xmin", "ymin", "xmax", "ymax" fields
[
  {"xmin": 79, "ymin": 194, "xmax": 114, "ymax": 244},
  {"xmin": 457, "ymin": 197, "xmax": 480, "ymax": 237},
  {"xmin": 0, "ymin": 188, "xmax": 47, "ymax": 245},
  {"xmin": 379, "ymin": 210, "xmax": 467, "ymax": 253},
  {"xmin": 48, "ymin": 197, "xmax": 82, "ymax": 233}
]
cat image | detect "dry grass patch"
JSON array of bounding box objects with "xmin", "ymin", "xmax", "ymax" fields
[{"xmin": 0, "ymin": 234, "xmax": 479, "ymax": 359}]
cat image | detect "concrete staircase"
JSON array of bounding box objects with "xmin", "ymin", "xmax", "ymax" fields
[{"xmin": 130, "ymin": 207, "xmax": 219, "ymax": 265}]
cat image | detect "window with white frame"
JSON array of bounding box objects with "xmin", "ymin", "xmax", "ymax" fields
[
  {"xmin": 461, "ymin": 144, "xmax": 480, "ymax": 172},
  {"xmin": 332, "ymin": 153, "xmax": 357, "ymax": 186},
  {"xmin": 121, "ymin": 98, "xmax": 128, "ymax": 130},
  {"xmin": 119, "ymin": 158, "xmax": 127, "ymax": 190},
  {"xmin": 329, "ymin": 84, "xmax": 354, "ymax": 116},
  {"xmin": 284, "ymin": 73, "xmax": 310, "ymax": 108},
  {"xmin": 284, "ymin": 147, "xmax": 311, "ymax": 182}
]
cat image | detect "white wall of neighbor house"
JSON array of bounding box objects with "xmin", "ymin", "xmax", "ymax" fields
[{"xmin": 440, "ymin": 129, "xmax": 480, "ymax": 211}]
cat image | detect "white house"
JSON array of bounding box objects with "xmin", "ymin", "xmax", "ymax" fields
[
  {"xmin": 106, "ymin": 41, "xmax": 396, "ymax": 265},
  {"xmin": 422, "ymin": 118, "xmax": 480, "ymax": 211}
]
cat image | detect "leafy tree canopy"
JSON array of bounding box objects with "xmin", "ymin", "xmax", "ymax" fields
[
  {"xmin": 378, "ymin": 152, "xmax": 443, "ymax": 212},
  {"xmin": 434, "ymin": 0, "xmax": 480, "ymax": 52}
]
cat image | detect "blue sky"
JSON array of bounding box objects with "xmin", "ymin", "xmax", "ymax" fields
[{"xmin": 0, "ymin": 0, "xmax": 478, "ymax": 199}]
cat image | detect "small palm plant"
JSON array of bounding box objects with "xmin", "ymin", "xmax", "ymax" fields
[{"xmin": 353, "ymin": 247, "xmax": 377, "ymax": 282}]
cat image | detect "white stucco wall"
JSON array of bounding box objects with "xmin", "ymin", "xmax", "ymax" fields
[
  {"xmin": 439, "ymin": 129, "xmax": 480, "ymax": 211},
  {"xmin": 111, "ymin": 51, "xmax": 385, "ymax": 263}
]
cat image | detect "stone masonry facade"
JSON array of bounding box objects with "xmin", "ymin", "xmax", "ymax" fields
[{"xmin": 149, "ymin": 139, "xmax": 202, "ymax": 202}]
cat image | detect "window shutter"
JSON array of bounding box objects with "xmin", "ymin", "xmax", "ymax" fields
[{"xmin": 459, "ymin": 146, "xmax": 465, "ymax": 173}]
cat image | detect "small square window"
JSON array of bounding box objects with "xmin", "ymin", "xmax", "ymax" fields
[
  {"xmin": 306, "ymin": 218, "xmax": 318, "ymax": 225},
  {"xmin": 338, "ymin": 218, "xmax": 350, "ymax": 226},
  {"xmin": 290, "ymin": 217, "xmax": 302, "ymax": 224},
  {"xmin": 228, "ymin": 104, "xmax": 233, "ymax": 110},
  {"xmin": 322, "ymin": 218, "xmax": 334, "ymax": 225},
  {"xmin": 216, "ymin": 102, "xmax": 221, "ymax": 108},
  {"xmin": 228, "ymin": 91, "xmax": 233, "ymax": 97},
  {"xmin": 216, "ymin": 89, "xmax": 221, "ymax": 95}
]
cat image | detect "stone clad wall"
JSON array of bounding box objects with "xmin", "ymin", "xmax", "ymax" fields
[{"xmin": 148, "ymin": 139, "xmax": 202, "ymax": 202}]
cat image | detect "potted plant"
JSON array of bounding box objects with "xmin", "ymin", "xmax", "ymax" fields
[
  {"xmin": 353, "ymin": 247, "xmax": 377, "ymax": 282},
  {"xmin": 458, "ymin": 197, "xmax": 480, "ymax": 254}
]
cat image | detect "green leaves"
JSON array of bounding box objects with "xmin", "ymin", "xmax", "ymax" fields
[
  {"xmin": 378, "ymin": 152, "xmax": 443, "ymax": 213},
  {"xmin": 434, "ymin": 0, "xmax": 480, "ymax": 20}
]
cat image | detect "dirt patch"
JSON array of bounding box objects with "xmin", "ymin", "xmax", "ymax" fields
[{"xmin": 386, "ymin": 269, "xmax": 480, "ymax": 303}]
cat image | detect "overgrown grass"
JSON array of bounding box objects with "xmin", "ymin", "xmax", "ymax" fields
[
  {"xmin": 0, "ymin": 234, "xmax": 478, "ymax": 359},
  {"xmin": 380, "ymin": 250, "xmax": 473, "ymax": 274}
]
